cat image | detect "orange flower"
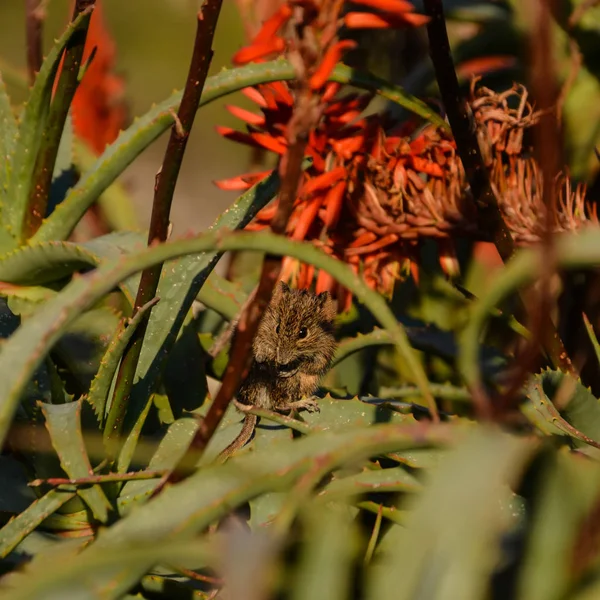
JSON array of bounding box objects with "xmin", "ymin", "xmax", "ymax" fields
[
  {"xmin": 221, "ymin": 1, "xmax": 595, "ymax": 311},
  {"xmin": 345, "ymin": 0, "xmax": 430, "ymax": 28},
  {"xmin": 59, "ymin": 0, "xmax": 128, "ymax": 154}
]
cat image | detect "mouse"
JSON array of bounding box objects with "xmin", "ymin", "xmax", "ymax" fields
[{"xmin": 218, "ymin": 280, "xmax": 337, "ymax": 460}]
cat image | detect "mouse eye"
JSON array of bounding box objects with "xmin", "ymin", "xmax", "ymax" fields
[
  {"xmin": 298, "ymin": 327, "xmax": 308, "ymax": 339},
  {"xmin": 276, "ymin": 324, "xmax": 280, "ymax": 334}
]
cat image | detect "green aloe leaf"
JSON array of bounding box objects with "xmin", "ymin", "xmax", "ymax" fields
[
  {"xmin": 0, "ymin": 72, "xmax": 17, "ymax": 250},
  {"xmin": 0, "ymin": 241, "xmax": 98, "ymax": 285},
  {"xmin": 0, "ymin": 72, "xmax": 17, "ymax": 182},
  {"xmin": 583, "ymin": 313, "xmax": 600, "ymax": 369},
  {"xmin": 12, "ymin": 423, "xmax": 455, "ymax": 598},
  {"xmin": 3, "ymin": 538, "xmax": 211, "ymax": 600},
  {"xmin": 87, "ymin": 298, "xmax": 159, "ymax": 425},
  {"xmin": 524, "ymin": 370, "xmax": 600, "ymax": 452},
  {"xmin": 33, "ymin": 59, "xmax": 443, "ymax": 243},
  {"xmin": 118, "ymin": 416, "xmax": 199, "ymax": 510},
  {"xmin": 9, "ymin": 8, "xmax": 92, "ymax": 239},
  {"xmin": 0, "ymin": 283, "xmax": 57, "ymax": 317},
  {"xmin": 0, "ymin": 488, "xmax": 76, "ymax": 558},
  {"xmin": 196, "ymin": 272, "xmax": 246, "ymax": 321},
  {"xmin": 72, "ymin": 138, "xmax": 138, "ymax": 231},
  {"xmin": 321, "ymin": 465, "xmax": 422, "ymax": 500},
  {"xmin": 163, "ymin": 319, "xmax": 208, "ymax": 419},
  {"xmin": 517, "ymin": 451, "xmax": 600, "ymax": 600},
  {"xmin": 81, "ymin": 230, "xmax": 146, "ymax": 303},
  {"xmin": 52, "ymin": 111, "xmax": 74, "ymax": 183},
  {"xmin": 368, "ymin": 428, "xmax": 534, "ymax": 600},
  {"xmin": 291, "ymin": 507, "xmax": 359, "ymax": 600},
  {"xmin": 0, "ymin": 231, "xmax": 145, "ymax": 302},
  {"xmin": 40, "ymin": 400, "xmax": 111, "ymax": 523},
  {"xmin": 0, "ymin": 228, "xmax": 432, "ymax": 449}
]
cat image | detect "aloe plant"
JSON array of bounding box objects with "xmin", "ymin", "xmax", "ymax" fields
[{"xmin": 2, "ymin": 1, "xmax": 600, "ymax": 599}]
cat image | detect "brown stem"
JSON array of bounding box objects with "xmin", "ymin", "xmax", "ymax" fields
[
  {"xmin": 25, "ymin": 0, "xmax": 45, "ymax": 84},
  {"xmin": 496, "ymin": 0, "xmax": 576, "ymax": 414},
  {"xmin": 172, "ymin": 139, "xmax": 307, "ymax": 477},
  {"xmin": 171, "ymin": 76, "xmax": 311, "ymax": 476},
  {"xmin": 423, "ymin": 0, "xmax": 575, "ymax": 414},
  {"xmin": 423, "ymin": 0, "xmax": 514, "ymax": 261},
  {"xmin": 104, "ymin": 2, "xmax": 223, "ymax": 455},
  {"xmin": 28, "ymin": 469, "xmax": 167, "ymax": 487},
  {"xmin": 23, "ymin": 0, "xmax": 94, "ymax": 239}
]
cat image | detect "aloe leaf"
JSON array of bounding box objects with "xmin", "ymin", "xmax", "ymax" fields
[
  {"xmin": 300, "ymin": 394, "xmax": 414, "ymax": 430},
  {"xmin": 0, "ymin": 241, "xmax": 98, "ymax": 285},
  {"xmin": 81, "ymin": 231, "xmax": 146, "ymax": 303},
  {"xmin": 114, "ymin": 395, "xmax": 154, "ymax": 477},
  {"xmin": 583, "ymin": 313, "xmax": 600, "ymax": 370},
  {"xmin": 0, "ymin": 283, "xmax": 57, "ymax": 317},
  {"xmin": 517, "ymin": 451, "xmax": 600, "ymax": 600},
  {"xmin": 33, "ymin": 59, "xmax": 441, "ymax": 243},
  {"xmin": 9, "ymin": 9, "xmax": 92, "ymax": 238},
  {"xmin": 0, "ymin": 231, "xmax": 144, "ymax": 300},
  {"xmin": 368, "ymin": 428, "xmax": 534, "ymax": 600},
  {"xmin": 291, "ymin": 507, "xmax": 358, "ymax": 600},
  {"xmin": 0, "ymin": 72, "xmax": 17, "ymax": 176},
  {"xmin": 72, "ymin": 138, "xmax": 138, "ymax": 231},
  {"xmin": 3, "ymin": 538, "xmax": 211, "ymax": 599},
  {"xmin": 13, "ymin": 423, "xmax": 455, "ymax": 598},
  {"xmin": 0, "ymin": 228, "xmax": 432, "ymax": 448},
  {"xmin": 47, "ymin": 112, "xmax": 77, "ymax": 218},
  {"xmin": 0, "ymin": 73, "xmax": 17, "ymax": 243},
  {"xmin": 0, "ymin": 488, "xmax": 76, "ymax": 558},
  {"xmin": 51, "ymin": 111, "xmax": 74, "ymax": 183},
  {"xmin": 87, "ymin": 298, "xmax": 159, "ymax": 425},
  {"xmin": 320, "ymin": 465, "xmax": 422, "ymax": 500},
  {"xmin": 118, "ymin": 417, "xmax": 199, "ymax": 510},
  {"xmin": 524, "ymin": 370, "xmax": 600, "ymax": 452},
  {"xmin": 196, "ymin": 272, "xmax": 246, "ymax": 321},
  {"xmin": 163, "ymin": 320, "xmax": 207, "ymax": 418},
  {"xmin": 40, "ymin": 400, "xmax": 111, "ymax": 523}
]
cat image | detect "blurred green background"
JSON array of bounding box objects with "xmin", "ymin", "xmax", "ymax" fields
[{"xmin": 0, "ymin": 0, "xmax": 253, "ymax": 234}]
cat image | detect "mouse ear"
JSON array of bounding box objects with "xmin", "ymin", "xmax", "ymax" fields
[
  {"xmin": 272, "ymin": 280, "xmax": 290, "ymax": 302},
  {"xmin": 317, "ymin": 291, "xmax": 336, "ymax": 321}
]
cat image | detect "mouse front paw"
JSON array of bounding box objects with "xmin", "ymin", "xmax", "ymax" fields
[{"xmin": 287, "ymin": 396, "xmax": 321, "ymax": 413}]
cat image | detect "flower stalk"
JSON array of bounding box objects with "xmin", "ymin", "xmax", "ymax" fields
[{"xmin": 104, "ymin": 0, "xmax": 223, "ymax": 456}]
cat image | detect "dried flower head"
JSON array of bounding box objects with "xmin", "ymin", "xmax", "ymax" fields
[{"xmin": 218, "ymin": 1, "xmax": 596, "ymax": 312}]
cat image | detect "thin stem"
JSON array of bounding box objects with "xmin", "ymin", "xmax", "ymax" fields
[
  {"xmin": 173, "ymin": 139, "xmax": 307, "ymax": 478},
  {"xmin": 104, "ymin": 2, "xmax": 223, "ymax": 457},
  {"xmin": 23, "ymin": 0, "xmax": 94, "ymax": 240},
  {"xmin": 28, "ymin": 469, "xmax": 167, "ymax": 487},
  {"xmin": 423, "ymin": 0, "xmax": 514, "ymax": 262},
  {"xmin": 171, "ymin": 73, "xmax": 316, "ymax": 477},
  {"xmin": 422, "ymin": 0, "xmax": 575, "ymax": 407},
  {"xmin": 25, "ymin": 0, "xmax": 45, "ymax": 84}
]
